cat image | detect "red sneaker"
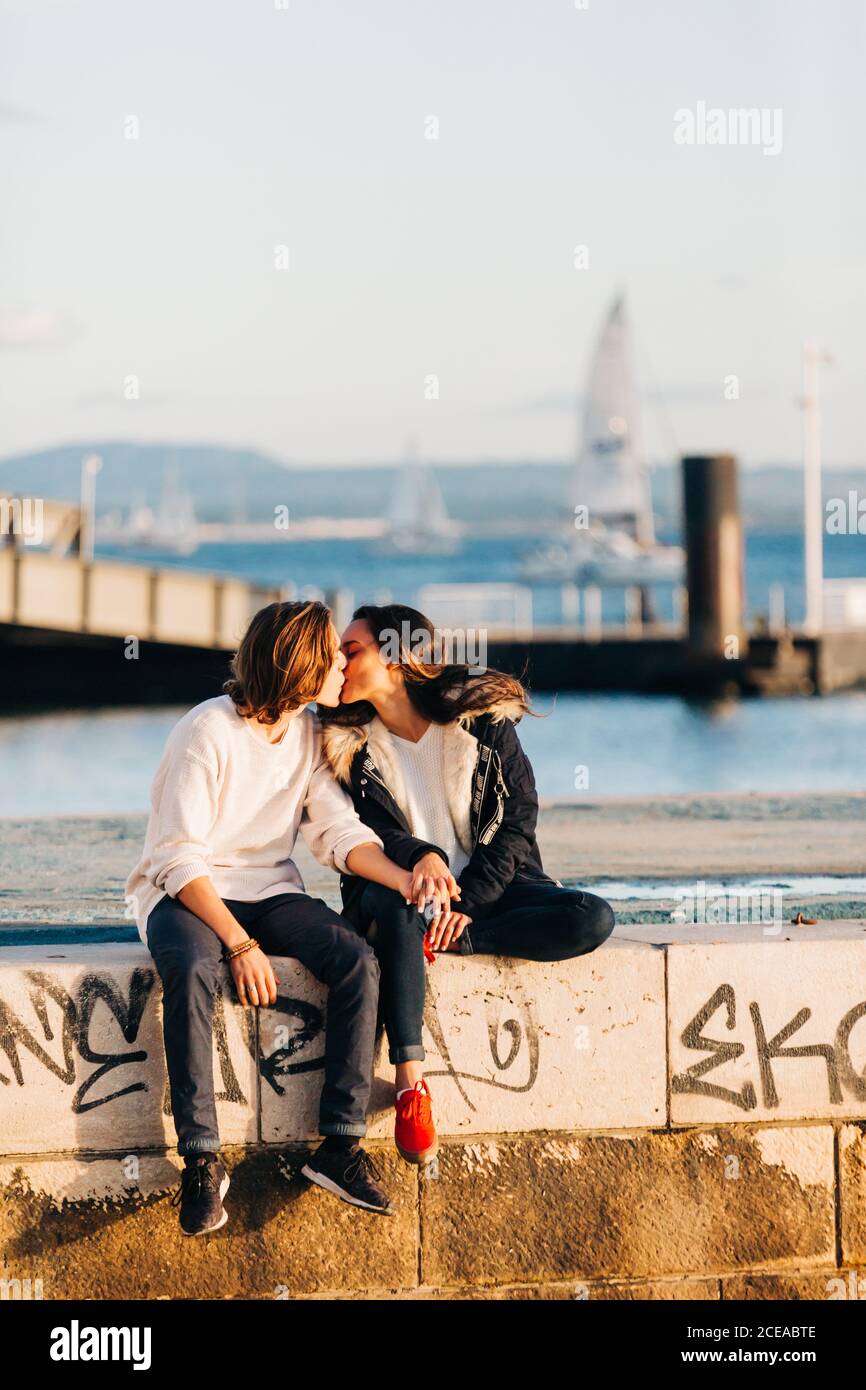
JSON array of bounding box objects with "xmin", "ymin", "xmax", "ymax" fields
[{"xmin": 394, "ymin": 1078, "xmax": 438, "ymax": 1164}]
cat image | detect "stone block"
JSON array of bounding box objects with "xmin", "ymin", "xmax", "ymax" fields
[
  {"xmin": 839, "ymin": 1123, "xmax": 866, "ymax": 1266},
  {"xmin": 419, "ymin": 1128, "xmax": 836, "ymax": 1286},
  {"xmin": 668, "ymin": 938, "xmax": 866, "ymax": 1124},
  {"xmin": 261, "ymin": 941, "xmax": 666, "ymax": 1143},
  {"xmin": 0, "ymin": 946, "xmax": 256, "ymax": 1155},
  {"xmin": 0, "ymin": 1146, "xmax": 417, "ymax": 1299}
]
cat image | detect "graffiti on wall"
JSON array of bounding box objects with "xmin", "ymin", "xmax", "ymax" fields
[
  {"xmin": 0, "ymin": 968, "xmax": 255, "ymax": 1113},
  {"xmin": 0, "ymin": 968, "xmax": 541, "ymax": 1119},
  {"xmin": 672, "ymin": 983, "xmax": 866, "ymax": 1110},
  {"xmin": 4, "ymin": 967, "xmax": 866, "ymax": 1124}
]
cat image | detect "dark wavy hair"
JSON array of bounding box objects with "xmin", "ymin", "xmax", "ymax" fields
[{"xmin": 319, "ymin": 602, "xmax": 536, "ymax": 728}]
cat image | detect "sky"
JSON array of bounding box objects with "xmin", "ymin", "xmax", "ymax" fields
[{"xmin": 1, "ymin": 0, "xmax": 864, "ymax": 469}]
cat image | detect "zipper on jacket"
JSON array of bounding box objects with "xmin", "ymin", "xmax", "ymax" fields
[
  {"xmin": 473, "ymin": 744, "xmax": 507, "ymax": 848},
  {"xmin": 470, "ymin": 744, "xmax": 492, "ymax": 848},
  {"xmin": 357, "ymin": 755, "xmax": 411, "ymax": 831},
  {"xmin": 360, "ymin": 756, "xmax": 390, "ymax": 795},
  {"xmin": 477, "ymin": 754, "xmax": 507, "ymax": 845}
]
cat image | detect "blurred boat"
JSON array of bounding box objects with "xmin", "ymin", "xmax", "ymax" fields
[
  {"xmin": 520, "ymin": 522, "xmax": 684, "ymax": 585},
  {"xmin": 98, "ymin": 465, "xmax": 199, "ymax": 555},
  {"xmin": 520, "ymin": 295, "xmax": 684, "ymax": 586},
  {"xmin": 375, "ymin": 444, "xmax": 459, "ymax": 556}
]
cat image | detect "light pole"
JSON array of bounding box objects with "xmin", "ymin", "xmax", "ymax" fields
[
  {"xmin": 80, "ymin": 454, "xmax": 102, "ymax": 562},
  {"xmin": 802, "ymin": 344, "xmax": 833, "ymax": 636}
]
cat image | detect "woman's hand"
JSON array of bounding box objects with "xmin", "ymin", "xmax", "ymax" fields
[
  {"xmin": 230, "ymin": 946, "xmax": 279, "ymax": 1009},
  {"xmin": 405, "ymin": 852, "xmax": 461, "ymax": 916},
  {"xmin": 426, "ymin": 910, "xmax": 471, "ymax": 953}
]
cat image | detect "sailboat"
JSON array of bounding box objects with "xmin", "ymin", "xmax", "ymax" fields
[
  {"xmin": 376, "ymin": 443, "xmax": 459, "ymax": 556},
  {"xmin": 145, "ymin": 463, "xmax": 199, "ymax": 554},
  {"xmin": 520, "ymin": 295, "xmax": 684, "ymax": 585},
  {"xmin": 98, "ymin": 464, "xmax": 200, "ymax": 555}
]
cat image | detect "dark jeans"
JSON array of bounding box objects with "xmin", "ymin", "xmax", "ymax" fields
[
  {"xmin": 146, "ymin": 891, "xmax": 380, "ymax": 1155},
  {"xmin": 358, "ymin": 878, "xmax": 615, "ymax": 1064}
]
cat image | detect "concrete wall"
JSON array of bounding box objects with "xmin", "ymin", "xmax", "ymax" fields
[
  {"xmin": 2, "ymin": 927, "xmax": 866, "ymax": 1299},
  {"xmin": 0, "ymin": 549, "xmax": 281, "ymax": 649}
]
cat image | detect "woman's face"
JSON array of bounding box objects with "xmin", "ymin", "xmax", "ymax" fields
[
  {"xmin": 339, "ymin": 619, "xmax": 395, "ymax": 704},
  {"xmin": 313, "ymin": 624, "xmax": 347, "ymax": 707}
]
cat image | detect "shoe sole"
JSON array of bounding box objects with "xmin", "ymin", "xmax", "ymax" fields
[
  {"xmin": 396, "ymin": 1135, "xmax": 439, "ymax": 1165},
  {"xmin": 300, "ymin": 1164, "xmax": 395, "ymax": 1216},
  {"xmin": 181, "ymin": 1171, "xmax": 230, "ymax": 1237}
]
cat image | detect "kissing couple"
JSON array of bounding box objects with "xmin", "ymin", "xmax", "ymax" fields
[{"xmin": 126, "ymin": 598, "xmax": 614, "ymax": 1232}]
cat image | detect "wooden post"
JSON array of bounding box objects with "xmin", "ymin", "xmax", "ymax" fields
[
  {"xmin": 683, "ymin": 455, "xmax": 744, "ymax": 660},
  {"xmin": 11, "ymin": 549, "xmax": 21, "ymax": 624},
  {"xmin": 560, "ymin": 582, "xmax": 580, "ymax": 627},
  {"xmin": 213, "ymin": 580, "xmax": 225, "ymax": 648},
  {"xmin": 624, "ymin": 586, "xmax": 642, "ymax": 632},
  {"xmin": 80, "ymin": 563, "xmax": 92, "ymax": 634},
  {"xmin": 583, "ymin": 585, "xmax": 602, "ymax": 641},
  {"xmin": 147, "ymin": 570, "xmax": 160, "ymax": 642}
]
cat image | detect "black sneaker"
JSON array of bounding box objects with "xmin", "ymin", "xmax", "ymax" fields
[
  {"xmin": 301, "ymin": 1142, "xmax": 395, "ymax": 1216},
  {"xmin": 172, "ymin": 1154, "xmax": 230, "ymax": 1236}
]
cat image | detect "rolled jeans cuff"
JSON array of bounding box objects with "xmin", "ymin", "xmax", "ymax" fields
[
  {"xmin": 458, "ymin": 928, "xmax": 475, "ymax": 956},
  {"xmin": 178, "ymin": 1137, "xmax": 221, "ymax": 1156},
  {"xmin": 389, "ymin": 1044, "xmax": 426, "ymax": 1063},
  {"xmin": 319, "ymin": 1121, "xmax": 368, "ymax": 1138}
]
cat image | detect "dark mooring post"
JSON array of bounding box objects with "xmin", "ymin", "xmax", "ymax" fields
[{"xmin": 683, "ymin": 454, "xmax": 744, "ymax": 665}]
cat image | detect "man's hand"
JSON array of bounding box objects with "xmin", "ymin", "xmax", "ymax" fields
[
  {"xmin": 426, "ymin": 910, "xmax": 472, "ymax": 953},
  {"xmin": 406, "ymin": 852, "xmax": 461, "ymax": 917},
  {"xmin": 230, "ymin": 946, "xmax": 279, "ymax": 1009}
]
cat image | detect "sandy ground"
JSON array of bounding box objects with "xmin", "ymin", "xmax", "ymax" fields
[
  {"xmin": 539, "ymin": 792, "xmax": 866, "ymax": 877},
  {"xmin": 0, "ymin": 794, "xmax": 863, "ymax": 929}
]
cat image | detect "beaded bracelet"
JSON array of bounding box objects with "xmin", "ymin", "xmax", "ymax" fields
[{"xmin": 223, "ymin": 937, "xmax": 259, "ymax": 962}]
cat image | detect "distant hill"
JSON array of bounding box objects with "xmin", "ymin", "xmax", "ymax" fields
[
  {"xmin": 0, "ymin": 443, "xmax": 295, "ymax": 523},
  {"xmin": 1, "ymin": 441, "xmax": 863, "ymax": 533}
]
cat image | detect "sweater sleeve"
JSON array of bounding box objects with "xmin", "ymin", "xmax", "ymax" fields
[
  {"xmin": 300, "ymin": 736, "xmax": 384, "ymax": 872},
  {"xmin": 148, "ymin": 748, "xmax": 219, "ymax": 898}
]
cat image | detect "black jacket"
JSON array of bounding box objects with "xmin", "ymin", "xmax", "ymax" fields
[{"xmin": 319, "ymin": 698, "xmax": 556, "ymax": 929}]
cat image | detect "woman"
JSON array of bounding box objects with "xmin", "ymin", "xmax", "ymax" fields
[
  {"xmin": 319, "ymin": 602, "xmax": 615, "ymax": 1166},
  {"xmin": 126, "ymin": 600, "xmax": 423, "ymax": 1232}
]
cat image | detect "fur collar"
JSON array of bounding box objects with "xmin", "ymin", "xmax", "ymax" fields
[
  {"xmin": 320, "ymin": 695, "xmax": 522, "ymax": 856},
  {"xmin": 320, "ymin": 721, "xmax": 370, "ymax": 786},
  {"xmin": 319, "ymin": 693, "xmax": 522, "ymax": 786}
]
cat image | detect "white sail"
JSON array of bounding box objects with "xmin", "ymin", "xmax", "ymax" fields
[
  {"xmin": 389, "ymin": 461, "xmax": 426, "ymax": 530},
  {"xmin": 382, "ymin": 444, "xmax": 457, "ymax": 554},
  {"xmin": 153, "ymin": 463, "xmax": 198, "ymax": 551},
  {"xmin": 518, "ymin": 292, "xmax": 684, "ymax": 588},
  {"xmin": 574, "ymin": 296, "xmax": 654, "ymax": 545}
]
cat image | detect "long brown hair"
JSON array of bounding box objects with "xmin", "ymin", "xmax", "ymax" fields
[
  {"xmin": 224, "ymin": 599, "xmax": 336, "ymax": 725},
  {"xmin": 322, "ymin": 602, "xmax": 535, "ymax": 728}
]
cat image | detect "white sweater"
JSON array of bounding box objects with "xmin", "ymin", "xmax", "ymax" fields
[
  {"xmin": 388, "ymin": 723, "xmax": 471, "ymax": 879},
  {"xmin": 125, "ymin": 695, "xmax": 382, "ymax": 943}
]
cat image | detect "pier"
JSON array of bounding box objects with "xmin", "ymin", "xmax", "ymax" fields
[{"xmin": 3, "ymin": 454, "xmax": 866, "ymax": 706}]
